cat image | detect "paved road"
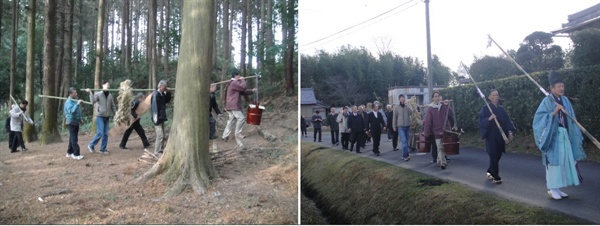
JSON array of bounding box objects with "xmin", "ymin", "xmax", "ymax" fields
[{"xmin": 301, "ymin": 134, "xmax": 600, "ymax": 223}]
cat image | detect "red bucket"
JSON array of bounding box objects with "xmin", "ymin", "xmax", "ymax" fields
[
  {"xmin": 247, "ymin": 102, "xmax": 265, "ymax": 125},
  {"xmin": 417, "ymin": 133, "xmax": 431, "ymax": 153}
]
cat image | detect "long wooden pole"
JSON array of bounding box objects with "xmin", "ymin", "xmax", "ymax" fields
[
  {"xmin": 461, "ymin": 62, "xmax": 509, "ymax": 143},
  {"xmin": 82, "ymin": 75, "xmax": 263, "ymax": 91},
  {"xmin": 10, "ymin": 95, "xmax": 34, "ymax": 123},
  {"xmin": 488, "ymin": 34, "xmax": 600, "ymax": 150},
  {"xmin": 38, "ymin": 95, "xmax": 93, "ymax": 105}
]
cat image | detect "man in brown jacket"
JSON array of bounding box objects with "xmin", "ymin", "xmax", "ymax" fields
[
  {"xmin": 222, "ymin": 71, "xmax": 255, "ymax": 150},
  {"xmin": 423, "ymin": 91, "xmax": 454, "ymax": 170}
]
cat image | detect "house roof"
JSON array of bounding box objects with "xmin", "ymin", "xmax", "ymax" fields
[
  {"xmin": 552, "ymin": 3, "xmax": 600, "ymax": 34},
  {"xmin": 301, "ymin": 88, "xmax": 318, "ymax": 105}
]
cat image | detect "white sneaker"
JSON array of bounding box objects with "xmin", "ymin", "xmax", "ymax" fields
[
  {"xmin": 72, "ymin": 155, "xmax": 84, "ymax": 160},
  {"xmin": 548, "ymin": 189, "xmax": 562, "ymax": 200},
  {"xmin": 557, "ymin": 189, "xmax": 569, "ymax": 198},
  {"xmin": 486, "ymin": 172, "xmax": 494, "ymax": 180},
  {"xmin": 87, "ymin": 145, "xmax": 95, "ymax": 153},
  {"xmin": 66, "ymin": 153, "xmax": 73, "ymax": 158}
]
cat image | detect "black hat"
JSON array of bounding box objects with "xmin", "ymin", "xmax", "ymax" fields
[{"xmin": 549, "ymin": 71, "xmax": 562, "ymax": 86}]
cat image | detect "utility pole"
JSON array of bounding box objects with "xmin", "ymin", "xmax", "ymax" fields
[{"xmin": 425, "ymin": 0, "xmax": 433, "ymax": 104}]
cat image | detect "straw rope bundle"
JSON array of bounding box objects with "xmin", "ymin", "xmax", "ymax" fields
[{"xmin": 114, "ymin": 79, "xmax": 134, "ymax": 127}]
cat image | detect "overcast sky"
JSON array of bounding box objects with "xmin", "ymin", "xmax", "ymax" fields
[{"xmin": 299, "ymin": 0, "xmax": 600, "ymax": 72}]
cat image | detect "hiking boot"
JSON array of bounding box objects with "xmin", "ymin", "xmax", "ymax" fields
[
  {"xmin": 87, "ymin": 145, "xmax": 95, "ymax": 153},
  {"xmin": 72, "ymin": 155, "xmax": 84, "ymax": 160}
]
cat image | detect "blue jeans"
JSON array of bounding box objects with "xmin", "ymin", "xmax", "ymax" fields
[
  {"xmin": 398, "ymin": 126, "xmax": 410, "ymax": 158},
  {"xmin": 90, "ymin": 117, "xmax": 109, "ymax": 151}
]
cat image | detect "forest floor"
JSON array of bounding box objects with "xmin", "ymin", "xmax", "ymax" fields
[{"xmin": 0, "ymin": 96, "xmax": 298, "ymax": 224}]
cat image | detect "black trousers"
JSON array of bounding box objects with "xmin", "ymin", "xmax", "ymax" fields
[
  {"xmin": 67, "ymin": 124, "xmax": 81, "ymax": 156},
  {"xmin": 486, "ymin": 131, "xmax": 505, "ymax": 180},
  {"xmin": 120, "ymin": 120, "xmax": 150, "ymax": 147},
  {"xmin": 391, "ymin": 128, "xmax": 399, "ymax": 149},
  {"xmin": 429, "ymin": 135, "xmax": 438, "ymax": 161},
  {"xmin": 10, "ymin": 131, "xmax": 25, "ymax": 152},
  {"xmin": 341, "ymin": 132, "xmax": 350, "ymax": 149},
  {"xmin": 301, "ymin": 127, "xmax": 307, "ymax": 136},
  {"xmin": 8, "ymin": 131, "xmax": 14, "ymax": 150},
  {"xmin": 350, "ymin": 131, "xmax": 363, "ymax": 152},
  {"xmin": 313, "ymin": 128, "xmax": 322, "ymax": 141},
  {"xmin": 371, "ymin": 131, "xmax": 381, "ymax": 154},
  {"xmin": 330, "ymin": 129, "xmax": 339, "ymax": 144},
  {"xmin": 209, "ymin": 116, "xmax": 217, "ymax": 139}
]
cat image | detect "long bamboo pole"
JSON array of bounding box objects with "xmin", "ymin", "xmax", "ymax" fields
[
  {"xmin": 460, "ymin": 62, "xmax": 509, "ymax": 143},
  {"xmin": 81, "ymin": 75, "xmax": 262, "ymax": 92},
  {"xmin": 488, "ymin": 34, "xmax": 600, "ymax": 150},
  {"xmin": 38, "ymin": 95, "xmax": 93, "ymax": 105}
]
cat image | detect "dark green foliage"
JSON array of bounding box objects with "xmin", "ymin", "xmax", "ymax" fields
[
  {"xmin": 570, "ymin": 28, "xmax": 600, "ymax": 68},
  {"xmin": 441, "ymin": 65, "xmax": 600, "ymax": 138},
  {"xmin": 515, "ymin": 31, "xmax": 564, "ymax": 73},
  {"xmin": 468, "ymin": 55, "xmax": 520, "ymax": 82}
]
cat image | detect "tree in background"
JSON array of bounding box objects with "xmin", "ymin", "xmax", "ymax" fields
[
  {"xmin": 138, "ymin": 0, "xmax": 217, "ymax": 197},
  {"xmin": 430, "ymin": 55, "xmax": 452, "ymax": 86},
  {"xmin": 515, "ymin": 31, "xmax": 564, "ymax": 73},
  {"xmin": 570, "ymin": 28, "xmax": 600, "ymax": 68},
  {"xmin": 39, "ymin": 0, "xmax": 61, "ymax": 144},
  {"xmin": 23, "ymin": 0, "xmax": 37, "ymax": 142},
  {"xmin": 468, "ymin": 55, "xmax": 520, "ymax": 82}
]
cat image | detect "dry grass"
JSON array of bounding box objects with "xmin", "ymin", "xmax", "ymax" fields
[{"xmin": 301, "ymin": 142, "xmax": 589, "ymax": 225}]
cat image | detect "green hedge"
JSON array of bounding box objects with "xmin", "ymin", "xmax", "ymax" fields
[{"xmin": 440, "ymin": 65, "xmax": 600, "ymax": 139}]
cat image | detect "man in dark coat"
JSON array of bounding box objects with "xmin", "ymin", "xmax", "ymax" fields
[
  {"xmin": 151, "ymin": 80, "xmax": 172, "ymax": 155},
  {"xmin": 311, "ymin": 111, "xmax": 323, "ymax": 142},
  {"xmin": 326, "ymin": 107, "xmax": 340, "ymax": 146},
  {"xmin": 385, "ymin": 104, "xmax": 398, "ymax": 151},
  {"xmin": 209, "ymin": 84, "xmax": 222, "ymax": 140},
  {"xmin": 120, "ymin": 93, "xmax": 151, "ymax": 149},
  {"xmin": 347, "ymin": 106, "xmax": 366, "ymax": 153},
  {"xmin": 368, "ymin": 104, "xmax": 386, "ymax": 156}
]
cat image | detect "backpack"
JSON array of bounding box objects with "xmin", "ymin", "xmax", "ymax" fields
[{"xmin": 5, "ymin": 117, "xmax": 10, "ymax": 133}]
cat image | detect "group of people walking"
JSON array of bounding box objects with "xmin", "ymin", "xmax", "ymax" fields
[{"xmin": 304, "ymin": 71, "xmax": 585, "ymax": 200}]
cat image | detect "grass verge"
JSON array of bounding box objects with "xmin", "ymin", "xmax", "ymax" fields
[
  {"xmin": 301, "ymin": 142, "xmax": 590, "ymax": 225},
  {"xmin": 301, "ymin": 193, "xmax": 328, "ymax": 225}
]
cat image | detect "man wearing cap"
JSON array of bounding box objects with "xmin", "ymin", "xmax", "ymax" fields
[
  {"xmin": 533, "ymin": 71, "xmax": 586, "ymax": 200},
  {"xmin": 86, "ymin": 81, "xmax": 117, "ymax": 154},
  {"xmin": 222, "ymin": 71, "xmax": 255, "ymax": 150}
]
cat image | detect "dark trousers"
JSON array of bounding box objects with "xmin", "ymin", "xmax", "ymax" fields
[
  {"xmin": 371, "ymin": 131, "xmax": 381, "ymax": 154},
  {"xmin": 301, "ymin": 127, "xmax": 307, "ymax": 136},
  {"xmin": 67, "ymin": 124, "xmax": 81, "ymax": 156},
  {"xmin": 390, "ymin": 129, "xmax": 399, "ymax": 149},
  {"xmin": 209, "ymin": 116, "xmax": 217, "ymax": 139},
  {"xmin": 486, "ymin": 132, "xmax": 505, "ymax": 180},
  {"xmin": 341, "ymin": 132, "xmax": 350, "ymax": 149},
  {"xmin": 330, "ymin": 129, "xmax": 339, "ymax": 144},
  {"xmin": 313, "ymin": 128, "xmax": 322, "ymax": 141},
  {"xmin": 10, "ymin": 131, "xmax": 25, "ymax": 152},
  {"xmin": 350, "ymin": 131, "xmax": 363, "ymax": 152},
  {"xmin": 387, "ymin": 128, "xmax": 393, "ymax": 140},
  {"xmin": 120, "ymin": 120, "xmax": 150, "ymax": 148},
  {"xmin": 8, "ymin": 131, "xmax": 14, "ymax": 150},
  {"xmin": 429, "ymin": 135, "xmax": 438, "ymax": 161}
]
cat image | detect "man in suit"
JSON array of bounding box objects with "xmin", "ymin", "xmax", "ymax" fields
[
  {"xmin": 347, "ymin": 106, "xmax": 366, "ymax": 153},
  {"xmin": 368, "ymin": 103, "xmax": 386, "ymax": 156}
]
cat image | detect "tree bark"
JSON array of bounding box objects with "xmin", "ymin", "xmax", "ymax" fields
[
  {"xmin": 74, "ymin": 0, "xmax": 83, "ymax": 83},
  {"xmin": 219, "ymin": 0, "xmax": 230, "ymax": 106},
  {"xmin": 163, "ymin": 0, "xmax": 170, "ymax": 76},
  {"xmin": 94, "ymin": 0, "xmax": 106, "ymax": 89},
  {"xmin": 247, "ymin": 0, "xmax": 253, "ymax": 73},
  {"xmin": 265, "ymin": 0, "xmax": 273, "ymax": 83},
  {"xmin": 257, "ymin": 0, "xmax": 264, "ymax": 72},
  {"xmin": 240, "ymin": 0, "xmax": 247, "ymax": 76},
  {"xmin": 55, "ymin": 1, "xmax": 64, "ymax": 98},
  {"xmin": 103, "ymin": 0, "xmax": 109, "ymax": 61},
  {"xmin": 0, "ymin": 1, "xmax": 3, "ymax": 53},
  {"xmin": 40, "ymin": 0, "xmax": 62, "ymax": 144},
  {"xmin": 122, "ymin": 0, "xmax": 129, "ymax": 73},
  {"xmin": 62, "ymin": 0, "xmax": 74, "ymax": 99},
  {"xmin": 10, "ymin": 0, "xmax": 18, "ymax": 101},
  {"xmin": 284, "ymin": 0, "xmax": 295, "ymax": 94},
  {"xmin": 138, "ymin": 0, "xmax": 217, "ymax": 198},
  {"xmin": 149, "ymin": 0, "xmax": 157, "ymax": 89},
  {"xmin": 24, "ymin": 0, "xmax": 37, "ymax": 142},
  {"xmin": 133, "ymin": 0, "xmax": 139, "ymax": 63}
]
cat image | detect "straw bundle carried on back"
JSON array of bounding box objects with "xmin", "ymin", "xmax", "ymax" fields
[{"xmin": 114, "ymin": 79, "xmax": 134, "ymax": 127}]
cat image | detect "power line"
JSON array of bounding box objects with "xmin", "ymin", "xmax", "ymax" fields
[{"xmin": 302, "ymin": 0, "xmax": 417, "ymax": 49}]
